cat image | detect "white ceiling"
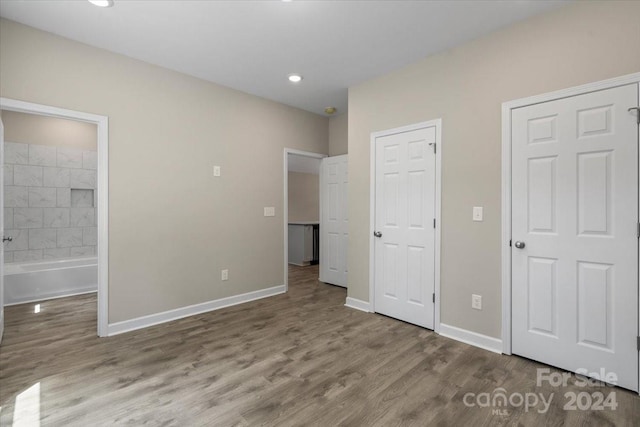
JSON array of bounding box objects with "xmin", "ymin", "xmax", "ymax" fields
[
  {"xmin": 0, "ymin": 0, "xmax": 568, "ymax": 116},
  {"xmin": 288, "ymin": 153, "xmax": 321, "ymax": 175}
]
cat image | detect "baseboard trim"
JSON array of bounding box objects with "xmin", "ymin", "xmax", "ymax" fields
[
  {"xmin": 107, "ymin": 285, "xmax": 286, "ymax": 336},
  {"xmin": 438, "ymin": 323, "xmax": 503, "ymax": 354},
  {"xmin": 344, "ymin": 297, "xmax": 371, "ymax": 313}
]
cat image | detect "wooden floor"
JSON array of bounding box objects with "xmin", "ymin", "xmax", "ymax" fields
[{"xmin": 0, "ymin": 265, "xmax": 638, "ymax": 426}]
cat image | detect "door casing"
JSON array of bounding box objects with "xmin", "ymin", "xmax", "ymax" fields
[
  {"xmin": 501, "ymin": 72, "xmax": 640, "ymax": 393},
  {"xmin": 0, "ymin": 97, "xmax": 110, "ymax": 338},
  {"xmin": 369, "ymin": 119, "xmax": 442, "ymax": 333}
]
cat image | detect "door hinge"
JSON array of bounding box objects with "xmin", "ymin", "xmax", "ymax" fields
[
  {"xmin": 432, "ymin": 293, "xmax": 435, "ymax": 303},
  {"xmin": 637, "ymin": 336, "xmax": 640, "ymax": 351},
  {"xmin": 433, "ymin": 218, "xmax": 436, "ymax": 229},
  {"xmin": 629, "ymin": 107, "xmax": 640, "ymax": 125},
  {"xmin": 429, "ymin": 142, "xmax": 436, "ymax": 154},
  {"xmin": 509, "ymin": 239, "xmax": 512, "ymax": 247},
  {"xmin": 637, "ymin": 223, "xmax": 640, "ymax": 239}
]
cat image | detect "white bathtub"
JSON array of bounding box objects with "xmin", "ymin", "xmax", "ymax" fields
[{"xmin": 4, "ymin": 257, "xmax": 97, "ymax": 305}]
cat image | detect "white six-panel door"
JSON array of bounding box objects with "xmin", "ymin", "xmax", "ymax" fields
[
  {"xmin": 511, "ymin": 84, "xmax": 639, "ymax": 391},
  {"xmin": 374, "ymin": 125, "xmax": 437, "ymax": 329},
  {"xmin": 320, "ymin": 155, "xmax": 348, "ymax": 287}
]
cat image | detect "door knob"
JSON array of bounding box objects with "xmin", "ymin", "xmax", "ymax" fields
[
  {"xmin": 373, "ymin": 231, "xmax": 382, "ymax": 238},
  {"xmin": 3, "ymin": 236, "xmax": 12, "ymax": 243},
  {"xmin": 514, "ymin": 241, "xmax": 526, "ymax": 249}
]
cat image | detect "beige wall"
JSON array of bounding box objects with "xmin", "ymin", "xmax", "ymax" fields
[
  {"xmin": 1, "ymin": 110, "xmax": 97, "ymax": 151},
  {"xmin": 348, "ymin": 1, "xmax": 640, "ymax": 338},
  {"xmin": 288, "ymin": 172, "xmax": 319, "ymax": 223},
  {"xmin": 0, "ymin": 19, "xmax": 329, "ymax": 323},
  {"xmin": 328, "ymin": 113, "xmax": 348, "ymax": 156}
]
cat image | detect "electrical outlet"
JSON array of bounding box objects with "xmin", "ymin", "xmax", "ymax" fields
[
  {"xmin": 473, "ymin": 206, "xmax": 483, "ymax": 221},
  {"xmin": 472, "ymin": 294, "xmax": 482, "ymax": 310},
  {"xmin": 221, "ymin": 269, "xmax": 229, "ymax": 281},
  {"xmin": 213, "ymin": 165, "xmax": 221, "ymax": 177},
  {"xmin": 264, "ymin": 207, "xmax": 275, "ymax": 217}
]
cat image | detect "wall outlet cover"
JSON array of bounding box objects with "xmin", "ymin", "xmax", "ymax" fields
[
  {"xmin": 264, "ymin": 207, "xmax": 275, "ymax": 217},
  {"xmin": 213, "ymin": 165, "xmax": 221, "ymax": 177},
  {"xmin": 221, "ymin": 269, "xmax": 229, "ymax": 281}
]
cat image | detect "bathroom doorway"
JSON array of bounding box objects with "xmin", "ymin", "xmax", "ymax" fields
[{"xmin": 0, "ymin": 98, "xmax": 108, "ymax": 338}]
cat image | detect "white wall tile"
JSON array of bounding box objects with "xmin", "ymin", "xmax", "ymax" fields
[
  {"xmin": 57, "ymin": 188, "xmax": 71, "ymax": 207},
  {"xmin": 70, "ymin": 246, "xmax": 95, "ymax": 257},
  {"xmin": 83, "ymin": 151, "xmax": 97, "ymax": 170},
  {"xmin": 57, "ymin": 148, "xmax": 83, "ymax": 168},
  {"xmin": 43, "ymin": 167, "xmax": 70, "ymax": 188},
  {"xmin": 43, "ymin": 208, "xmax": 70, "ymax": 228},
  {"xmin": 13, "ymin": 249, "xmax": 43, "ymax": 262},
  {"xmin": 29, "ymin": 145, "xmax": 57, "ymax": 167},
  {"xmin": 5, "ymin": 142, "xmax": 28, "ymax": 165},
  {"xmin": 29, "ymin": 228, "xmax": 58, "ymax": 249},
  {"xmin": 83, "ymin": 227, "xmax": 97, "ymax": 246},
  {"xmin": 4, "ymin": 251, "xmax": 13, "ymax": 263},
  {"xmin": 28, "ymin": 187, "xmax": 57, "ymax": 208},
  {"xmin": 4, "ymin": 164, "xmax": 13, "ymax": 186},
  {"xmin": 70, "ymin": 207, "xmax": 95, "ymax": 227},
  {"xmin": 5, "ymin": 186, "xmax": 28, "ymax": 208},
  {"xmin": 14, "ymin": 165, "xmax": 43, "ymax": 187},
  {"xmin": 57, "ymin": 228, "xmax": 83, "ymax": 248},
  {"xmin": 4, "ymin": 229, "xmax": 28, "ymax": 251},
  {"xmin": 43, "ymin": 247, "xmax": 71, "ymax": 259},
  {"xmin": 14, "ymin": 208, "xmax": 43, "ymax": 229},
  {"xmin": 69, "ymin": 169, "xmax": 96, "ymax": 189},
  {"xmin": 4, "ymin": 208, "xmax": 13, "ymax": 229}
]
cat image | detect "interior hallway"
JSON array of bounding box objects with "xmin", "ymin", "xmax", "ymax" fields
[{"xmin": 0, "ymin": 265, "xmax": 638, "ymax": 426}]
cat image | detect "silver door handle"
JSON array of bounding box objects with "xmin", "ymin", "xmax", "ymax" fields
[
  {"xmin": 514, "ymin": 241, "xmax": 525, "ymax": 249},
  {"xmin": 3, "ymin": 236, "xmax": 12, "ymax": 243},
  {"xmin": 373, "ymin": 231, "xmax": 382, "ymax": 238}
]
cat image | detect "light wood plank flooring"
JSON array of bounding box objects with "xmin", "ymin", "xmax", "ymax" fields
[{"xmin": 1, "ymin": 265, "xmax": 638, "ymax": 426}]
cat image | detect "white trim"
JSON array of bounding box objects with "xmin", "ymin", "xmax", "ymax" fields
[
  {"xmin": 439, "ymin": 323, "xmax": 503, "ymax": 354},
  {"xmin": 501, "ymin": 72, "xmax": 640, "ymax": 358},
  {"xmin": 283, "ymin": 148, "xmax": 326, "ymax": 291},
  {"xmin": 108, "ymin": 285, "xmax": 285, "ymax": 336},
  {"xmin": 0, "ymin": 97, "xmax": 110, "ymax": 338},
  {"xmin": 344, "ymin": 297, "xmax": 371, "ymax": 313},
  {"xmin": 369, "ymin": 119, "xmax": 443, "ymax": 331}
]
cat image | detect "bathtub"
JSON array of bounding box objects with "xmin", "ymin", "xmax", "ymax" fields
[{"xmin": 4, "ymin": 257, "xmax": 97, "ymax": 305}]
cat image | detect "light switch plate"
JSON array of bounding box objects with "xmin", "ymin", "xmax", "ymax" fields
[
  {"xmin": 473, "ymin": 206, "xmax": 483, "ymax": 222},
  {"xmin": 264, "ymin": 207, "xmax": 275, "ymax": 217},
  {"xmin": 221, "ymin": 269, "xmax": 229, "ymax": 281},
  {"xmin": 472, "ymin": 294, "xmax": 482, "ymax": 310},
  {"xmin": 213, "ymin": 165, "xmax": 221, "ymax": 177}
]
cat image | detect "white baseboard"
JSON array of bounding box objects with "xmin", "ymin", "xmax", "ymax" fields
[
  {"xmin": 108, "ymin": 285, "xmax": 286, "ymax": 336},
  {"xmin": 344, "ymin": 297, "xmax": 371, "ymax": 313},
  {"xmin": 439, "ymin": 323, "xmax": 503, "ymax": 354}
]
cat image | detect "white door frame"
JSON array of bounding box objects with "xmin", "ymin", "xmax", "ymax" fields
[
  {"xmin": 283, "ymin": 148, "xmax": 327, "ymax": 291},
  {"xmin": 369, "ymin": 119, "xmax": 442, "ymax": 332},
  {"xmin": 501, "ymin": 73, "xmax": 640, "ymax": 374},
  {"xmin": 0, "ymin": 97, "xmax": 110, "ymax": 338}
]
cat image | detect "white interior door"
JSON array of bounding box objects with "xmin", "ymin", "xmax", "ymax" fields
[
  {"xmin": 511, "ymin": 84, "xmax": 639, "ymax": 391},
  {"xmin": 320, "ymin": 155, "xmax": 348, "ymax": 287},
  {"xmin": 0, "ymin": 115, "xmax": 4, "ymax": 343},
  {"xmin": 374, "ymin": 124, "xmax": 437, "ymax": 329}
]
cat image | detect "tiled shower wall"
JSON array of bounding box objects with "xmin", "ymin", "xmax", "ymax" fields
[{"xmin": 4, "ymin": 141, "xmax": 97, "ymax": 263}]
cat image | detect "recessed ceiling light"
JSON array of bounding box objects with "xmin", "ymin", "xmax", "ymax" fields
[
  {"xmin": 88, "ymin": 0, "xmax": 114, "ymax": 7},
  {"xmin": 288, "ymin": 74, "xmax": 303, "ymax": 83}
]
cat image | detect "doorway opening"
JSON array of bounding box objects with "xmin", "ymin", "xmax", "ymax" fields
[
  {"xmin": 283, "ymin": 149, "xmax": 325, "ymax": 291},
  {"xmin": 0, "ymin": 98, "xmax": 109, "ymax": 338}
]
